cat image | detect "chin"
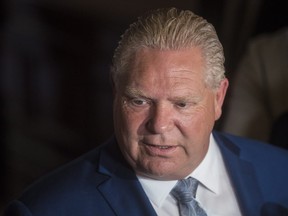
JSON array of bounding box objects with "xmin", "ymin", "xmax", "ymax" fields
[{"xmin": 137, "ymin": 163, "xmax": 189, "ymax": 180}]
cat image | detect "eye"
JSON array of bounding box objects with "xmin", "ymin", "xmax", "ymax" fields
[
  {"xmin": 130, "ymin": 98, "xmax": 149, "ymax": 106},
  {"xmin": 174, "ymin": 100, "xmax": 198, "ymax": 109},
  {"xmin": 176, "ymin": 101, "xmax": 187, "ymax": 108}
]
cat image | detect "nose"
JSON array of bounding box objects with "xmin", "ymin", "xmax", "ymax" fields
[{"xmin": 147, "ymin": 103, "xmax": 173, "ymax": 134}]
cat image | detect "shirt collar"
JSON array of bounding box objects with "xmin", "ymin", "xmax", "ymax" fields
[
  {"xmin": 137, "ymin": 176, "xmax": 177, "ymax": 208},
  {"xmin": 190, "ymin": 134, "xmax": 222, "ymax": 194}
]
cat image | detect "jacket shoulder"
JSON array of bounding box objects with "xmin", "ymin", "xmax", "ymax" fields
[
  {"xmin": 214, "ymin": 131, "xmax": 288, "ymax": 167},
  {"xmin": 7, "ymin": 139, "xmax": 116, "ymax": 215}
]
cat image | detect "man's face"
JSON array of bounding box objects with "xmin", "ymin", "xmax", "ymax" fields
[{"xmin": 113, "ymin": 47, "xmax": 228, "ymax": 180}]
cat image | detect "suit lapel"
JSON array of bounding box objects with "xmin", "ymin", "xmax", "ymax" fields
[
  {"xmin": 214, "ymin": 132, "xmax": 263, "ymax": 216},
  {"xmin": 98, "ymin": 175, "xmax": 157, "ymax": 216},
  {"xmin": 96, "ymin": 138, "xmax": 157, "ymax": 216}
]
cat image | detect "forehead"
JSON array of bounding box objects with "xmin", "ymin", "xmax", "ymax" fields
[
  {"xmin": 128, "ymin": 48, "xmax": 205, "ymax": 82},
  {"xmin": 119, "ymin": 48, "xmax": 207, "ymax": 96}
]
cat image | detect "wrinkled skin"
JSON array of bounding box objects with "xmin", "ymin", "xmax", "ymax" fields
[{"xmin": 113, "ymin": 47, "xmax": 228, "ymax": 180}]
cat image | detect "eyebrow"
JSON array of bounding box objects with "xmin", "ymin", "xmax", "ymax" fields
[
  {"xmin": 124, "ymin": 87, "xmax": 145, "ymax": 97},
  {"xmin": 124, "ymin": 86, "xmax": 202, "ymax": 103}
]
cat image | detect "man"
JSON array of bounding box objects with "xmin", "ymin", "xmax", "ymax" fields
[{"xmin": 4, "ymin": 7, "xmax": 288, "ymax": 216}]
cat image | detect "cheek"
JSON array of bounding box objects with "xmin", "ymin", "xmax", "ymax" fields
[
  {"xmin": 179, "ymin": 105, "xmax": 215, "ymax": 135},
  {"xmin": 198, "ymin": 95, "xmax": 218, "ymax": 125}
]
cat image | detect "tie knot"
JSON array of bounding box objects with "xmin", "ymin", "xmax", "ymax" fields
[{"xmin": 170, "ymin": 177, "xmax": 199, "ymax": 203}]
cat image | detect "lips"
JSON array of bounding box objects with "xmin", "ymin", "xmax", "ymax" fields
[
  {"xmin": 145, "ymin": 143, "xmax": 173, "ymax": 149},
  {"xmin": 141, "ymin": 141, "xmax": 178, "ymax": 156}
]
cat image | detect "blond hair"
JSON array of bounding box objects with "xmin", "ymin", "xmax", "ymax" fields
[{"xmin": 111, "ymin": 7, "xmax": 225, "ymax": 89}]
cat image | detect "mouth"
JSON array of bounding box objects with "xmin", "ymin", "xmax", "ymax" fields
[
  {"xmin": 146, "ymin": 143, "xmax": 174, "ymax": 149},
  {"xmin": 141, "ymin": 142, "xmax": 178, "ymax": 156}
]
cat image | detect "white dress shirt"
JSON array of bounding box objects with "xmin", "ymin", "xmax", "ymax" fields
[{"xmin": 138, "ymin": 134, "xmax": 242, "ymax": 216}]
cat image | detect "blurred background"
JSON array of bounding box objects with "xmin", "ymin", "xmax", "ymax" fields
[{"xmin": 1, "ymin": 0, "xmax": 288, "ymax": 212}]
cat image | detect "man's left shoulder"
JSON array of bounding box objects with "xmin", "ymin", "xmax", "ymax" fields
[{"xmin": 213, "ymin": 131, "xmax": 288, "ymax": 161}]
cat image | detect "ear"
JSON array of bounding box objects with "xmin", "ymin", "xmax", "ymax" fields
[{"xmin": 214, "ymin": 78, "xmax": 229, "ymax": 120}]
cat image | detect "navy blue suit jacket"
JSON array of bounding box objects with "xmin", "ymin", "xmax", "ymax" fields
[{"xmin": 4, "ymin": 132, "xmax": 288, "ymax": 216}]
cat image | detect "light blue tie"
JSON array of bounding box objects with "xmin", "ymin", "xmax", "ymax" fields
[{"xmin": 170, "ymin": 177, "xmax": 207, "ymax": 216}]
